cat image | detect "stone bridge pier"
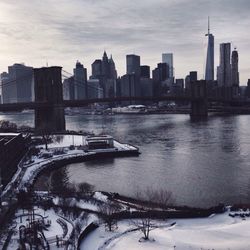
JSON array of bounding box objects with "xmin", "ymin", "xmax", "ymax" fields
[
  {"xmin": 34, "ymin": 66, "xmax": 65, "ymax": 131},
  {"xmin": 190, "ymin": 80, "xmax": 208, "ymax": 119}
]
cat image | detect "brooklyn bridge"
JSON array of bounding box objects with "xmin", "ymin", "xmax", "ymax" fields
[{"xmin": 0, "ymin": 66, "xmax": 247, "ymax": 131}]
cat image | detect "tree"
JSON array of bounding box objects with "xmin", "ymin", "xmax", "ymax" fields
[
  {"xmin": 132, "ymin": 187, "xmax": 173, "ymax": 241},
  {"xmin": 50, "ymin": 169, "xmax": 69, "ymax": 196},
  {"xmin": 98, "ymin": 201, "xmax": 121, "ymax": 231},
  {"xmin": 77, "ymin": 182, "xmax": 95, "ymax": 198},
  {"xmin": 0, "ymin": 120, "xmax": 17, "ymax": 132},
  {"xmin": 132, "ymin": 217, "xmax": 157, "ymax": 241},
  {"xmin": 36, "ymin": 126, "xmax": 54, "ymax": 150},
  {"xmin": 136, "ymin": 187, "xmax": 173, "ymax": 209}
]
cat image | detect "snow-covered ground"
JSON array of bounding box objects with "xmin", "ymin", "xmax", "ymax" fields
[
  {"xmin": 80, "ymin": 211, "xmax": 250, "ymax": 250},
  {"xmin": 43, "ymin": 134, "xmax": 138, "ymax": 152},
  {"xmin": 8, "ymin": 207, "xmax": 74, "ymax": 250},
  {"xmin": 48, "ymin": 134, "xmax": 85, "ymax": 148}
]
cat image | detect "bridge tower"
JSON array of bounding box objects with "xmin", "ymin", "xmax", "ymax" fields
[
  {"xmin": 34, "ymin": 66, "xmax": 65, "ymax": 131},
  {"xmin": 190, "ymin": 80, "xmax": 208, "ymax": 119}
]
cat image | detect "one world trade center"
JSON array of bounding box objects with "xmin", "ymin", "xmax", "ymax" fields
[{"xmin": 205, "ymin": 17, "xmax": 214, "ymax": 81}]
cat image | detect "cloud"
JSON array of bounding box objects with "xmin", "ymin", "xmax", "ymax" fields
[{"xmin": 0, "ymin": 0, "xmax": 249, "ymax": 83}]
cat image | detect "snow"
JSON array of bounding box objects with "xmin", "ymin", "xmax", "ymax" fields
[
  {"xmin": 80, "ymin": 211, "xmax": 250, "ymax": 250},
  {"xmin": 52, "ymin": 192, "xmax": 109, "ymax": 212},
  {"xmin": 0, "ymin": 132, "xmax": 20, "ymax": 136},
  {"xmin": 47, "ymin": 134, "xmax": 85, "ymax": 148},
  {"xmin": 14, "ymin": 136, "xmax": 138, "ymax": 190},
  {"xmin": 9, "ymin": 207, "xmax": 74, "ymax": 249},
  {"xmin": 113, "ymin": 141, "xmax": 137, "ymax": 151},
  {"xmin": 93, "ymin": 192, "xmax": 108, "ymax": 202}
]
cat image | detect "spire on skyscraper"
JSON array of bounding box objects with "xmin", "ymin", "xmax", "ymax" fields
[
  {"xmin": 206, "ymin": 16, "xmax": 210, "ymax": 36},
  {"xmin": 205, "ymin": 17, "xmax": 214, "ymax": 81},
  {"xmin": 103, "ymin": 50, "xmax": 108, "ymax": 59}
]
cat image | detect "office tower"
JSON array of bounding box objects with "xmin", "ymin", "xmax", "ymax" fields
[
  {"xmin": 108, "ymin": 55, "xmax": 117, "ymax": 80},
  {"xmin": 91, "ymin": 52, "xmax": 117, "ymax": 98},
  {"xmin": 162, "ymin": 53, "xmax": 174, "ymax": 78},
  {"xmin": 153, "ymin": 63, "xmax": 169, "ymax": 82},
  {"xmin": 102, "ymin": 51, "xmax": 109, "ymax": 77},
  {"xmin": 73, "ymin": 61, "xmax": 87, "ymax": 100},
  {"xmin": 126, "ymin": 54, "xmax": 141, "ymax": 97},
  {"xmin": 126, "ymin": 54, "xmax": 141, "ymax": 76},
  {"xmin": 205, "ymin": 17, "xmax": 214, "ymax": 81},
  {"xmin": 87, "ymin": 79, "xmax": 103, "ymax": 99},
  {"xmin": 190, "ymin": 71, "xmax": 198, "ymax": 82},
  {"xmin": 140, "ymin": 65, "xmax": 150, "ymax": 78},
  {"xmin": 175, "ymin": 79, "xmax": 184, "ymax": 88},
  {"xmin": 91, "ymin": 60, "xmax": 102, "ymax": 79},
  {"xmin": 1, "ymin": 64, "xmax": 33, "ymax": 103},
  {"xmin": 185, "ymin": 75, "xmax": 190, "ymax": 90},
  {"xmin": 152, "ymin": 63, "xmax": 169, "ymax": 97},
  {"xmin": 171, "ymin": 79, "xmax": 184, "ymax": 96},
  {"xmin": 120, "ymin": 74, "xmax": 137, "ymax": 105},
  {"xmin": 217, "ymin": 43, "xmax": 231, "ymax": 87},
  {"xmin": 140, "ymin": 78, "xmax": 153, "ymax": 97},
  {"xmin": 63, "ymin": 76, "xmax": 75, "ymax": 100},
  {"xmin": 231, "ymin": 48, "xmax": 239, "ymax": 87}
]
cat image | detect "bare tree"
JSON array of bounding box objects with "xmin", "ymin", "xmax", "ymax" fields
[
  {"xmin": 132, "ymin": 187, "xmax": 173, "ymax": 241},
  {"xmin": 98, "ymin": 201, "xmax": 121, "ymax": 231},
  {"xmin": 36, "ymin": 127, "xmax": 54, "ymax": 150},
  {"xmin": 132, "ymin": 217, "xmax": 157, "ymax": 241},
  {"xmin": 136, "ymin": 187, "xmax": 173, "ymax": 209},
  {"xmin": 77, "ymin": 182, "xmax": 95, "ymax": 198}
]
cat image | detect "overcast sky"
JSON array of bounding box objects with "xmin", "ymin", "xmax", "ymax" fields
[{"xmin": 0, "ymin": 0, "xmax": 249, "ymax": 84}]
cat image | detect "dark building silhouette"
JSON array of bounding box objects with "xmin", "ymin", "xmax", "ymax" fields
[
  {"xmin": 126, "ymin": 54, "xmax": 141, "ymax": 98},
  {"xmin": 172, "ymin": 79, "xmax": 184, "ymax": 96},
  {"xmin": 63, "ymin": 76, "xmax": 75, "ymax": 100},
  {"xmin": 152, "ymin": 63, "xmax": 169, "ymax": 96},
  {"xmin": 74, "ymin": 61, "xmax": 87, "ymax": 100},
  {"xmin": 205, "ymin": 17, "xmax": 214, "ymax": 81},
  {"xmin": 231, "ymin": 48, "xmax": 240, "ymax": 98},
  {"xmin": 190, "ymin": 71, "xmax": 198, "ymax": 82},
  {"xmin": 140, "ymin": 65, "xmax": 150, "ymax": 78},
  {"xmin": 140, "ymin": 78, "xmax": 153, "ymax": 98},
  {"xmin": 126, "ymin": 54, "xmax": 140, "ymax": 76},
  {"xmin": 120, "ymin": 74, "xmax": 137, "ymax": 105},
  {"xmin": 245, "ymin": 79, "xmax": 250, "ymax": 98},
  {"xmin": 91, "ymin": 51, "xmax": 117, "ymax": 98},
  {"xmin": 218, "ymin": 43, "xmax": 231, "ymax": 87},
  {"xmin": 231, "ymin": 48, "xmax": 239, "ymax": 87},
  {"xmin": 1, "ymin": 64, "xmax": 33, "ymax": 103},
  {"xmin": 91, "ymin": 59, "xmax": 102, "ymax": 79}
]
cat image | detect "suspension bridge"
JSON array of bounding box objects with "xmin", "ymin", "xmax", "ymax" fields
[{"xmin": 0, "ymin": 66, "xmax": 245, "ymax": 131}]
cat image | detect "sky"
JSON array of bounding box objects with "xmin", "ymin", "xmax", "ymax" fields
[{"xmin": 0, "ymin": 0, "xmax": 249, "ymax": 84}]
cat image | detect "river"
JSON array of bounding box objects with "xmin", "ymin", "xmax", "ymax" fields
[{"xmin": 1, "ymin": 112, "xmax": 250, "ymax": 208}]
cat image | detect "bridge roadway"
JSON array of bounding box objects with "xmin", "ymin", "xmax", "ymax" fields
[
  {"xmin": 0, "ymin": 95, "xmax": 248, "ymax": 112},
  {"xmin": 0, "ymin": 95, "xmax": 204, "ymax": 112}
]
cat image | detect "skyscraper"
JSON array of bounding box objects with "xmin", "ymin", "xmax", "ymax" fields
[
  {"xmin": 91, "ymin": 59, "xmax": 102, "ymax": 79},
  {"xmin": 217, "ymin": 43, "xmax": 231, "ymax": 87},
  {"xmin": 140, "ymin": 65, "xmax": 150, "ymax": 78},
  {"xmin": 162, "ymin": 53, "xmax": 173, "ymax": 78},
  {"xmin": 73, "ymin": 61, "xmax": 87, "ymax": 100},
  {"xmin": 126, "ymin": 54, "xmax": 141, "ymax": 76},
  {"xmin": 152, "ymin": 63, "xmax": 169, "ymax": 97},
  {"xmin": 126, "ymin": 54, "xmax": 141, "ymax": 96},
  {"xmin": 1, "ymin": 64, "xmax": 33, "ymax": 103},
  {"xmin": 91, "ymin": 52, "xmax": 117, "ymax": 98},
  {"xmin": 205, "ymin": 17, "xmax": 214, "ymax": 81},
  {"xmin": 231, "ymin": 48, "xmax": 239, "ymax": 87}
]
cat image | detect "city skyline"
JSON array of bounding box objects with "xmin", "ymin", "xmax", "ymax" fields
[{"xmin": 0, "ymin": 0, "xmax": 250, "ymax": 84}]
